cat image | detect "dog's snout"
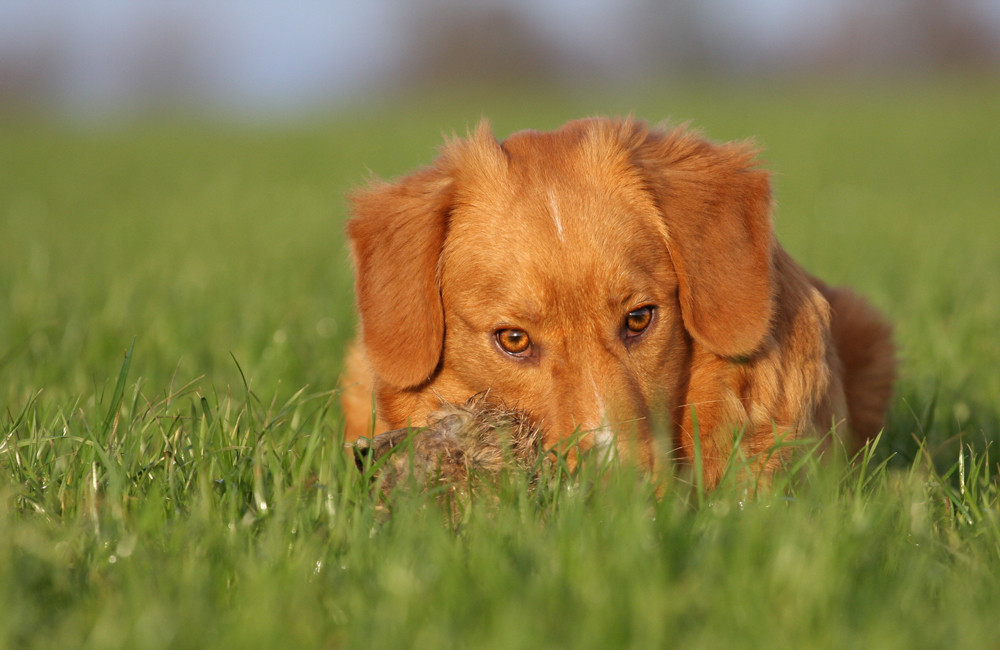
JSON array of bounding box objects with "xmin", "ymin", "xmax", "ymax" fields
[{"xmin": 534, "ymin": 349, "xmax": 651, "ymax": 460}]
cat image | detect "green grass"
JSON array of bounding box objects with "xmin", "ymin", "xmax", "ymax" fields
[{"xmin": 2, "ymin": 77, "xmax": 1000, "ymax": 648}]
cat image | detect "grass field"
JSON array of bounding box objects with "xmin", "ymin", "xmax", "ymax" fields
[{"xmin": 2, "ymin": 77, "xmax": 999, "ymax": 648}]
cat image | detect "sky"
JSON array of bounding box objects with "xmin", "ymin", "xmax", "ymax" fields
[{"xmin": 1, "ymin": 0, "xmax": 998, "ymax": 116}]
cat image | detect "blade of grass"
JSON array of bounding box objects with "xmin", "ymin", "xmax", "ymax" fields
[{"xmin": 100, "ymin": 337, "xmax": 136, "ymax": 438}]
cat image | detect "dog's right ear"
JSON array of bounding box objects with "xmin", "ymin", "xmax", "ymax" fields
[
  {"xmin": 631, "ymin": 123, "xmax": 775, "ymax": 359},
  {"xmin": 347, "ymin": 166, "xmax": 453, "ymax": 389}
]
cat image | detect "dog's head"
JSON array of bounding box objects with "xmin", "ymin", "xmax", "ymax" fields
[{"xmin": 348, "ymin": 118, "xmax": 773, "ymax": 461}]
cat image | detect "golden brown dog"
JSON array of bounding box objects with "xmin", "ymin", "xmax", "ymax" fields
[{"xmin": 340, "ymin": 118, "xmax": 896, "ymax": 487}]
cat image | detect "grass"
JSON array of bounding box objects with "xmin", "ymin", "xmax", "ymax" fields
[{"xmin": 2, "ymin": 76, "xmax": 1000, "ymax": 648}]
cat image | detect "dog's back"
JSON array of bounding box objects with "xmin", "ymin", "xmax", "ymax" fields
[{"xmin": 818, "ymin": 283, "xmax": 896, "ymax": 447}]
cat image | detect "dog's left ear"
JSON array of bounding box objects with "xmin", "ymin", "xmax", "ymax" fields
[{"xmin": 632, "ymin": 124, "xmax": 774, "ymax": 358}]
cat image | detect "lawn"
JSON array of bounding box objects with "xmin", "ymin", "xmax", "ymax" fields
[{"xmin": 2, "ymin": 77, "xmax": 999, "ymax": 648}]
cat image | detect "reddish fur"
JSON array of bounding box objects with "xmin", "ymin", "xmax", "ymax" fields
[
  {"xmin": 817, "ymin": 282, "xmax": 898, "ymax": 448},
  {"xmin": 340, "ymin": 117, "xmax": 896, "ymax": 487}
]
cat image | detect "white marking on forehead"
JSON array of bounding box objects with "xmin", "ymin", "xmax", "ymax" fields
[{"xmin": 547, "ymin": 190, "xmax": 565, "ymax": 243}]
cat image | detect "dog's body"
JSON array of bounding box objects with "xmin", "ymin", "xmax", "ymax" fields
[{"xmin": 341, "ymin": 118, "xmax": 895, "ymax": 487}]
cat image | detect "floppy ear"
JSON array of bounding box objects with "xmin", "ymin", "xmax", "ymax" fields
[
  {"xmin": 347, "ymin": 166, "xmax": 453, "ymax": 388},
  {"xmin": 633, "ymin": 125, "xmax": 775, "ymax": 358}
]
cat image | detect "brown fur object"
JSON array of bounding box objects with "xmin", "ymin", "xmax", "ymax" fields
[
  {"xmin": 340, "ymin": 117, "xmax": 896, "ymax": 489},
  {"xmin": 354, "ymin": 397, "xmax": 543, "ymax": 493}
]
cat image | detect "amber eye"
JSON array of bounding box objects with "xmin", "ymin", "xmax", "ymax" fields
[
  {"xmin": 625, "ymin": 306, "xmax": 654, "ymax": 337},
  {"xmin": 496, "ymin": 328, "xmax": 531, "ymax": 356}
]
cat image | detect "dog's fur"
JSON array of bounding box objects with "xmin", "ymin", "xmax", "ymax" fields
[{"xmin": 340, "ymin": 118, "xmax": 896, "ymax": 487}]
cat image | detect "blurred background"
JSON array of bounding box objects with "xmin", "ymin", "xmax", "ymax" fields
[{"xmin": 2, "ymin": 0, "xmax": 999, "ymax": 119}]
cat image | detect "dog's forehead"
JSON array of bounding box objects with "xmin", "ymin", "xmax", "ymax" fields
[
  {"xmin": 450, "ymin": 127, "xmax": 658, "ymax": 247},
  {"xmin": 442, "ymin": 179, "xmax": 670, "ymax": 318},
  {"xmin": 439, "ymin": 124, "xmax": 673, "ymax": 314},
  {"xmin": 446, "ymin": 121, "xmax": 651, "ymax": 205}
]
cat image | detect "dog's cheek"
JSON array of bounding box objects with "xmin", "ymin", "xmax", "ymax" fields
[
  {"xmin": 632, "ymin": 304, "xmax": 692, "ymax": 421},
  {"xmin": 438, "ymin": 319, "xmax": 509, "ymax": 389}
]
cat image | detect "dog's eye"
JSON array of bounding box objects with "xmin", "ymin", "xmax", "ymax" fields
[
  {"xmin": 625, "ymin": 306, "xmax": 654, "ymax": 337},
  {"xmin": 496, "ymin": 328, "xmax": 532, "ymax": 356}
]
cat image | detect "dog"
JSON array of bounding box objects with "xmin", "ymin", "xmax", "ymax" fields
[{"xmin": 339, "ymin": 117, "xmax": 896, "ymax": 488}]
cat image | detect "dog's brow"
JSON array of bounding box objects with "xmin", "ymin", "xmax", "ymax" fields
[
  {"xmin": 611, "ymin": 293, "xmax": 653, "ymax": 311},
  {"xmin": 510, "ymin": 305, "xmax": 543, "ymax": 325},
  {"xmin": 494, "ymin": 299, "xmax": 544, "ymax": 326}
]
